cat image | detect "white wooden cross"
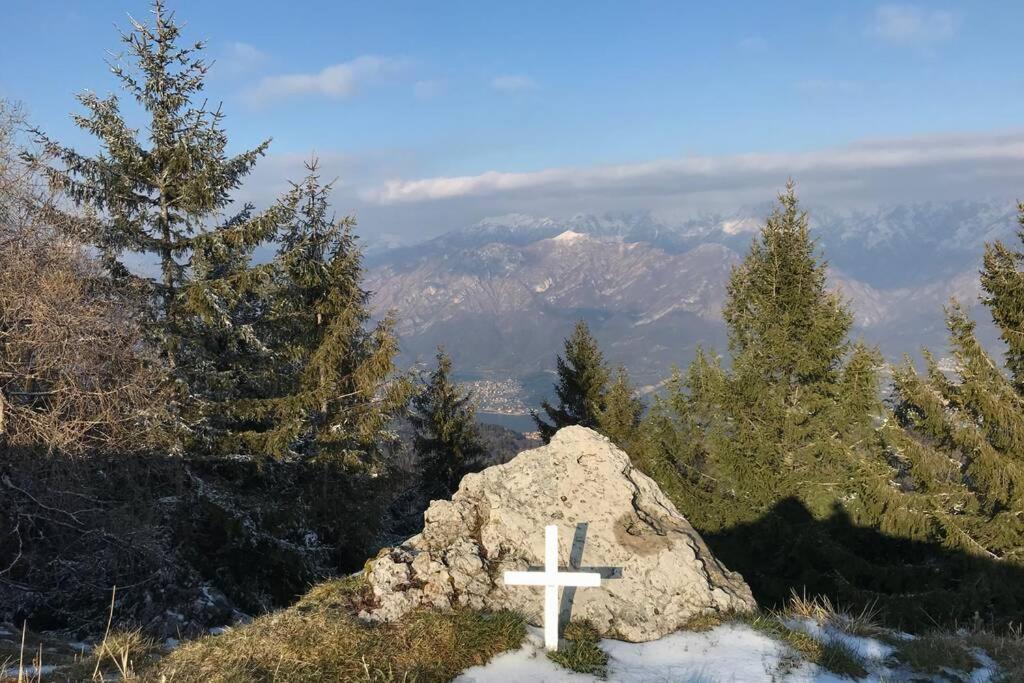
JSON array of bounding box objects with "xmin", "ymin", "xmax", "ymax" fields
[{"xmin": 503, "ymin": 524, "xmax": 602, "ymax": 651}]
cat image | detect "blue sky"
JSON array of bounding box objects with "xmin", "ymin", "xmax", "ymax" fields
[{"xmin": 2, "ymin": 1, "xmax": 1023, "ymax": 240}]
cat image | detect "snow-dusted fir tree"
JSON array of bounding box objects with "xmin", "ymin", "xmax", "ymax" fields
[{"xmin": 24, "ymin": 1, "xmax": 293, "ymax": 451}]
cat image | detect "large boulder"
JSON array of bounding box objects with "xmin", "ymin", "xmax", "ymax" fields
[{"xmin": 362, "ymin": 426, "xmax": 756, "ymax": 642}]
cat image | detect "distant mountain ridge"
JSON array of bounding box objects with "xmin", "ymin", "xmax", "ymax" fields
[{"xmin": 366, "ymin": 200, "xmax": 1017, "ymax": 407}]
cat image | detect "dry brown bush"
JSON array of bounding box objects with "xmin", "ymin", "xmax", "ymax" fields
[
  {"xmin": 0, "ymin": 99, "xmax": 169, "ymax": 456},
  {"xmin": 0, "ymin": 100, "xmax": 187, "ymax": 632}
]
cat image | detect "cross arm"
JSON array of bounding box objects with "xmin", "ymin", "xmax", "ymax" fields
[{"xmin": 503, "ymin": 571, "xmax": 602, "ymax": 587}]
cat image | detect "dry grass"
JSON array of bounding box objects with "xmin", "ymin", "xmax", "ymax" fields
[
  {"xmin": 0, "ymin": 621, "xmax": 159, "ymax": 683},
  {"xmin": 65, "ymin": 629, "xmax": 160, "ymax": 682},
  {"xmin": 894, "ymin": 633, "xmax": 978, "ymax": 675},
  {"xmin": 894, "ymin": 626, "xmax": 1024, "ymax": 681},
  {"xmin": 153, "ymin": 576, "xmax": 526, "ymax": 682},
  {"xmin": 781, "ymin": 590, "xmax": 1024, "ymax": 680},
  {"xmin": 679, "ymin": 611, "xmax": 730, "ymax": 633},
  {"xmin": 961, "ymin": 626, "xmax": 1024, "ymax": 682},
  {"xmin": 785, "ymin": 589, "xmax": 882, "ymax": 638},
  {"xmin": 0, "ymin": 623, "xmax": 81, "ymax": 683},
  {"xmin": 742, "ymin": 613, "xmax": 868, "ymax": 679}
]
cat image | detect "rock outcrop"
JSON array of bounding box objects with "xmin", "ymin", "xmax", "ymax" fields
[{"xmin": 362, "ymin": 426, "xmax": 756, "ymax": 642}]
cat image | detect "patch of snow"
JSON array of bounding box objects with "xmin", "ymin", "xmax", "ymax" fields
[
  {"xmin": 208, "ymin": 626, "xmax": 229, "ymax": 636},
  {"xmin": 533, "ymin": 278, "xmax": 553, "ymax": 293},
  {"xmin": 550, "ymin": 230, "xmax": 587, "ymax": 244},
  {"xmin": 164, "ymin": 637, "xmax": 180, "ymax": 650},
  {"xmin": 455, "ymin": 624, "xmax": 850, "ymax": 682},
  {"xmin": 455, "ymin": 627, "xmax": 593, "ymax": 682},
  {"xmin": 68, "ymin": 641, "xmax": 91, "ymax": 653},
  {"xmin": 967, "ymin": 649, "xmax": 998, "ymax": 683},
  {"xmin": 601, "ymin": 624, "xmax": 833, "ymax": 682},
  {"xmin": 785, "ymin": 617, "xmax": 894, "ymax": 661},
  {"xmin": 721, "ymin": 217, "xmax": 761, "ymax": 235},
  {"xmin": 634, "ymin": 304, "xmax": 681, "ymax": 325}
]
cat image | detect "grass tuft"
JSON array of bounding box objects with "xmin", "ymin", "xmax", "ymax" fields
[
  {"xmin": 894, "ymin": 627, "xmax": 1024, "ymax": 679},
  {"xmin": 153, "ymin": 576, "xmax": 526, "ymax": 682},
  {"xmin": 742, "ymin": 612, "xmax": 868, "ymax": 678},
  {"xmin": 960, "ymin": 626, "xmax": 1024, "ymax": 682},
  {"xmin": 546, "ymin": 620, "xmax": 608, "ymax": 677},
  {"xmin": 894, "ymin": 634, "xmax": 977, "ymax": 675},
  {"xmin": 64, "ymin": 629, "xmax": 160, "ymax": 681},
  {"xmin": 679, "ymin": 611, "xmax": 729, "ymax": 632},
  {"xmin": 818, "ymin": 640, "xmax": 869, "ymax": 679},
  {"xmin": 786, "ymin": 589, "xmax": 882, "ymax": 638}
]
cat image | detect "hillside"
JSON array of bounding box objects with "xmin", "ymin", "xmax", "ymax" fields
[{"xmin": 367, "ymin": 202, "xmax": 1014, "ymax": 406}]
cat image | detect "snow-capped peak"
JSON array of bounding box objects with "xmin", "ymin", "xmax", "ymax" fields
[
  {"xmin": 720, "ymin": 217, "xmax": 761, "ymax": 235},
  {"xmin": 472, "ymin": 214, "xmax": 557, "ymax": 232},
  {"xmin": 550, "ymin": 229, "xmax": 588, "ymax": 244}
]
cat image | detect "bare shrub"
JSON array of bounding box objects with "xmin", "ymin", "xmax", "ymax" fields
[{"xmin": 0, "ymin": 100, "xmax": 169, "ymax": 457}]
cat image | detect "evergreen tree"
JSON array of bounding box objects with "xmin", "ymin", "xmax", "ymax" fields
[
  {"xmin": 597, "ymin": 366, "xmax": 643, "ymax": 449},
  {"xmin": 24, "ymin": 1, "xmax": 293, "ymax": 449},
  {"xmin": 713, "ymin": 181, "xmax": 855, "ymax": 506},
  {"xmin": 532, "ymin": 320, "xmax": 609, "ymax": 442},
  {"xmin": 980, "ymin": 202, "xmax": 1024, "ymax": 390},
  {"xmin": 226, "ymin": 160, "xmax": 410, "ymax": 465},
  {"xmin": 836, "ymin": 341, "xmax": 884, "ymax": 441},
  {"xmin": 409, "ymin": 348, "xmax": 485, "ymax": 498},
  {"xmin": 639, "ymin": 184, "xmax": 864, "ymax": 497},
  {"xmin": 888, "ymin": 301, "xmax": 1024, "ymax": 558},
  {"xmin": 631, "ymin": 185, "xmax": 1024, "ymax": 627}
]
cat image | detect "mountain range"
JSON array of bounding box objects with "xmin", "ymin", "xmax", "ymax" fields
[{"xmin": 365, "ymin": 201, "xmax": 1018, "ymax": 408}]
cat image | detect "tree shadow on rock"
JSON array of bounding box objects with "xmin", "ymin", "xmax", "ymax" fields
[{"xmin": 703, "ymin": 497, "xmax": 1024, "ymax": 632}]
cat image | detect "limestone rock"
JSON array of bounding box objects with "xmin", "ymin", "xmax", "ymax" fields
[{"xmin": 362, "ymin": 426, "xmax": 756, "ymax": 642}]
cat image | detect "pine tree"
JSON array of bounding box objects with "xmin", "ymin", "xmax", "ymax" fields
[
  {"xmin": 597, "ymin": 366, "xmax": 643, "ymax": 449},
  {"xmin": 888, "ymin": 301, "xmax": 1024, "ymax": 558},
  {"xmin": 23, "ymin": 1, "xmax": 293, "ymax": 449},
  {"xmin": 724, "ymin": 182, "xmax": 851, "ymax": 390},
  {"xmin": 226, "ymin": 160, "xmax": 410, "ymax": 465},
  {"xmin": 715, "ymin": 181, "xmax": 855, "ymax": 501},
  {"xmin": 836, "ymin": 341, "xmax": 884, "ymax": 441},
  {"xmin": 648, "ymin": 184, "xmax": 862, "ymax": 498},
  {"xmin": 410, "ymin": 348, "xmax": 486, "ymax": 498},
  {"xmin": 980, "ymin": 202, "xmax": 1024, "ymax": 390},
  {"xmin": 625, "ymin": 184, "xmax": 1024, "ymax": 627},
  {"xmin": 532, "ymin": 320, "xmax": 610, "ymax": 442}
]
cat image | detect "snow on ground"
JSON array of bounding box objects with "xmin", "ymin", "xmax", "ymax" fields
[
  {"xmin": 784, "ymin": 616, "xmax": 895, "ymax": 661},
  {"xmin": 457, "ymin": 621, "xmax": 1005, "ymax": 682},
  {"xmin": 456, "ymin": 624, "xmax": 849, "ymax": 683}
]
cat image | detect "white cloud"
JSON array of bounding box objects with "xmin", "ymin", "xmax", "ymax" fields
[
  {"xmin": 491, "ymin": 74, "xmax": 537, "ymax": 92},
  {"xmin": 219, "ymin": 41, "xmax": 268, "ymax": 76},
  {"xmin": 868, "ymin": 5, "xmax": 959, "ymax": 46},
  {"xmin": 245, "ymin": 56, "xmax": 406, "ymax": 104},
  {"xmin": 362, "ymin": 131, "xmax": 1024, "ymax": 205}
]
